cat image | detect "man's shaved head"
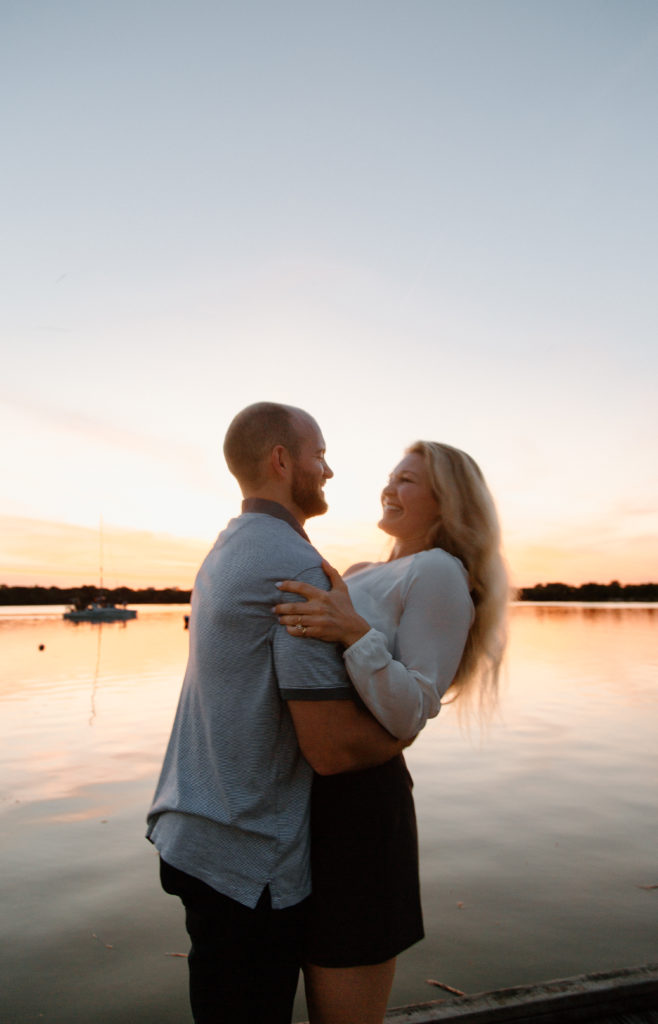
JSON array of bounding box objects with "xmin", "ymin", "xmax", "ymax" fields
[{"xmin": 223, "ymin": 402, "xmax": 312, "ymax": 488}]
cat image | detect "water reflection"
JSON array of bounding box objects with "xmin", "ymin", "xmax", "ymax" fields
[
  {"xmin": 0, "ymin": 604, "xmax": 656, "ymax": 1023},
  {"xmin": 0, "ymin": 606, "xmax": 190, "ymax": 808},
  {"xmin": 89, "ymin": 624, "xmax": 103, "ymax": 726}
]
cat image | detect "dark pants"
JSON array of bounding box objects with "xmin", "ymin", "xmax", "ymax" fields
[{"xmin": 160, "ymin": 858, "xmax": 307, "ymax": 1024}]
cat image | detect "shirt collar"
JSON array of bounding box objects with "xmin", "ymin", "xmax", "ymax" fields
[{"xmin": 241, "ymin": 498, "xmax": 310, "ymax": 542}]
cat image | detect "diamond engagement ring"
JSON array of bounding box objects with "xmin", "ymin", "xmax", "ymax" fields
[{"xmin": 296, "ymin": 622, "xmax": 307, "ymax": 635}]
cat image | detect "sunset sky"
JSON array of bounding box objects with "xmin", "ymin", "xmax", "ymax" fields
[{"xmin": 2, "ymin": 1, "xmax": 657, "ymax": 589}]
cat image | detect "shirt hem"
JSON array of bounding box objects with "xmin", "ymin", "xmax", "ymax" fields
[{"xmin": 280, "ymin": 686, "xmax": 353, "ymax": 701}]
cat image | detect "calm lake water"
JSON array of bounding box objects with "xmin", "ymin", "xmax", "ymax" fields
[{"xmin": 1, "ymin": 603, "xmax": 656, "ymax": 1023}]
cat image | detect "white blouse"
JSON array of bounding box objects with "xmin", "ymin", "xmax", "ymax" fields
[{"xmin": 343, "ymin": 548, "xmax": 474, "ymax": 740}]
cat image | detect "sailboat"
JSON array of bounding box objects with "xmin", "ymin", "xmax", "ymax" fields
[
  {"xmin": 63, "ymin": 518, "xmax": 137, "ymax": 623},
  {"xmin": 63, "ymin": 601, "xmax": 137, "ymax": 623}
]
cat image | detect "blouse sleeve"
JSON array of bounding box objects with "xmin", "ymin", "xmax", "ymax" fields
[{"xmin": 342, "ymin": 551, "xmax": 473, "ymax": 739}]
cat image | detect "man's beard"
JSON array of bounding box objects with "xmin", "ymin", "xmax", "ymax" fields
[{"xmin": 291, "ymin": 466, "xmax": 328, "ymax": 518}]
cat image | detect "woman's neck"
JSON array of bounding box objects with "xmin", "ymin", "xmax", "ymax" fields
[{"xmin": 389, "ymin": 538, "xmax": 428, "ymax": 560}]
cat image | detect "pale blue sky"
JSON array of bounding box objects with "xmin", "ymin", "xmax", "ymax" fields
[{"xmin": 2, "ymin": 1, "xmax": 657, "ymax": 586}]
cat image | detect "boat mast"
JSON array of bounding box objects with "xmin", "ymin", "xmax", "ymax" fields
[{"xmin": 99, "ymin": 515, "xmax": 104, "ymax": 592}]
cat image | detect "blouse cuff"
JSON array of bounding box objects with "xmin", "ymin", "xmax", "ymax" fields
[{"xmin": 343, "ymin": 627, "xmax": 391, "ymax": 671}]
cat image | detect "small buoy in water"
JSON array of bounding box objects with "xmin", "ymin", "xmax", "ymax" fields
[{"xmin": 38, "ymin": 644, "xmax": 45, "ymax": 651}]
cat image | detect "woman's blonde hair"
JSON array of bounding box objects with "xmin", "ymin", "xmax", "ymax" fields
[{"xmin": 406, "ymin": 441, "xmax": 509, "ymax": 712}]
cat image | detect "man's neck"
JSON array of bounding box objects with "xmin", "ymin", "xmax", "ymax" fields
[
  {"xmin": 241, "ymin": 497, "xmax": 309, "ymax": 540},
  {"xmin": 241, "ymin": 488, "xmax": 305, "ymax": 526}
]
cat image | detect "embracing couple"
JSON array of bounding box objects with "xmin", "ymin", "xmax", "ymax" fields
[{"xmin": 146, "ymin": 401, "xmax": 508, "ymax": 1024}]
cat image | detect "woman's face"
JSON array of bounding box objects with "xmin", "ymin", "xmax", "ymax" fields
[{"xmin": 378, "ymin": 452, "xmax": 440, "ymax": 546}]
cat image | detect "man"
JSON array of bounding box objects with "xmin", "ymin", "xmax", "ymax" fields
[{"xmin": 147, "ymin": 402, "xmax": 404, "ymax": 1024}]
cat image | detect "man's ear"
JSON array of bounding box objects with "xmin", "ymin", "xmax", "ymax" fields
[{"xmin": 270, "ymin": 444, "xmax": 291, "ymax": 480}]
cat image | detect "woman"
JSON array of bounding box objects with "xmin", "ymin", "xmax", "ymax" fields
[{"xmin": 274, "ymin": 441, "xmax": 508, "ymax": 1024}]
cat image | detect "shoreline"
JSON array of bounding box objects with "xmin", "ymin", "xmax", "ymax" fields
[{"xmin": 2, "ymin": 582, "xmax": 658, "ymax": 606}]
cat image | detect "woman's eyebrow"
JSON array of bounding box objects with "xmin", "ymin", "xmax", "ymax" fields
[{"xmin": 390, "ymin": 470, "xmax": 419, "ymax": 481}]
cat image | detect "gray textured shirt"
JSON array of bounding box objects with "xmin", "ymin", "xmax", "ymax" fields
[{"xmin": 146, "ymin": 501, "xmax": 353, "ymax": 909}]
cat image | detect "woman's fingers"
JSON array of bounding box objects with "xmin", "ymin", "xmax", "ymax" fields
[
  {"xmin": 273, "ymin": 601, "xmax": 310, "ymax": 618},
  {"xmin": 285, "ymin": 623, "xmax": 311, "ymax": 637},
  {"xmin": 320, "ymin": 559, "xmax": 343, "ymax": 587},
  {"xmin": 275, "ymin": 579, "xmax": 318, "ymax": 598},
  {"xmin": 273, "ymin": 568, "xmax": 343, "ymax": 636}
]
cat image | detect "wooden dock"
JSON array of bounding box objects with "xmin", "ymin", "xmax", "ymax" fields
[
  {"xmin": 288, "ymin": 958, "xmax": 646, "ymax": 1024},
  {"xmin": 381, "ymin": 963, "xmax": 658, "ymax": 1023}
]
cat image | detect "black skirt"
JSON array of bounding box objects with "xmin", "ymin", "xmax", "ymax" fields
[{"xmin": 304, "ymin": 753, "xmax": 424, "ymax": 967}]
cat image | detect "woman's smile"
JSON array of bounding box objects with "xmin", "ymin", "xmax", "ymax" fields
[{"xmin": 378, "ymin": 452, "xmax": 440, "ymax": 554}]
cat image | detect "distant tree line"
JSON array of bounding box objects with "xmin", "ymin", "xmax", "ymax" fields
[
  {"xmin": 519, "ymin": 581, "xmax": 658, "ymax": 602},
  {"xmin": 1, "ymin": 581, "xmax": 657, "ymax": 605},
  {"xmin": 0, "ymin": 585, "xmax": 192, "ymax": 606}
]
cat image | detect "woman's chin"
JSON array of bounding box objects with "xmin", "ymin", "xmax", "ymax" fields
[{"xmin": 377, "ymin": 517, "xmax": 397, "ymax": 537}]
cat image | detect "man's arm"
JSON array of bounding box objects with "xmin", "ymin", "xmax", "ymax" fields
[
  {"xmin": 275, "ymin": 563, "xmax": 411, "ymax": 775},
  {"xmin": 287, "ymin": 698, "xmax": 410, "ymax": 776}
]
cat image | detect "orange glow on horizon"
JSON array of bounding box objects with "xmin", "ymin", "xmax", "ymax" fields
[
  {"xmin": 0, "ymin": 516, "xmax": 209, "ymax": 590},
  {"xmin": 510, "ymin": 534, "xmax": 658, "ymax": 589},
  {"xmin": 1, "ymin": 514, "xmax": 656, "ymax": 590}
]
